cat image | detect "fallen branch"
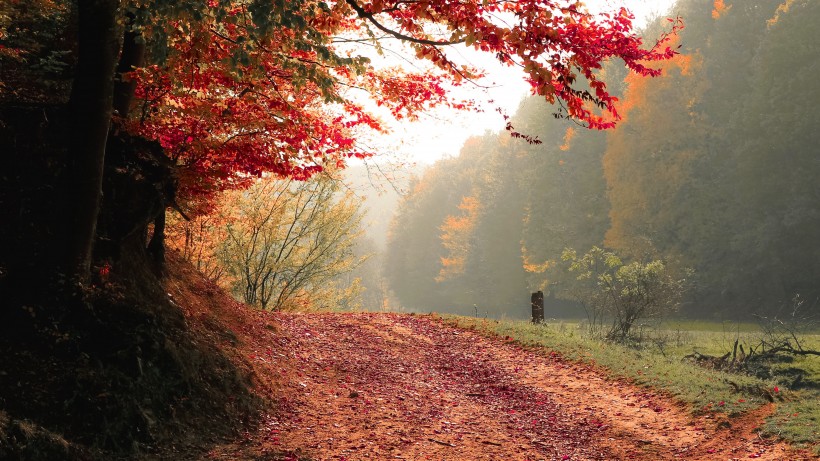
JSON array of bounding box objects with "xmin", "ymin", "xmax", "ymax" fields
[
  {"xmin": 428, "ymin": 438, "xmax": 456, "ymax": 447},
  {"xmin": 763, "ymin": 343, "xmax": 820, "ymax": 357},
  {"xmin": 683, "ymin": 351, "xmax": 734, "ymax": 370}
]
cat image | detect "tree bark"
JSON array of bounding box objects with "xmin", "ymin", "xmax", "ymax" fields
[
  {"xmin": 112, "ymin": 10, "xmax": 145, "ymax": 119},
  {"xmin": 64, "ymin": 0, "xmax": 122, "ymax": 281},
  {"xmin": 531, "ymin": 291, "xmax": 544, "ymax": 324},
  {"xmin": 147, "ymin": 209, "xmax": 167, "ymax": 266}
]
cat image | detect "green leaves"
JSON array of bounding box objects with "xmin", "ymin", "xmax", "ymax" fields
[{"xmin": 561, "ymin": 246, "xmax": 690, "ymax": 342}]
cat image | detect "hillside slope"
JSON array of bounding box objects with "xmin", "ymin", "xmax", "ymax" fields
[{"xmin": 0, "ymin": 253, "xmax": 266, "ymax": 460}]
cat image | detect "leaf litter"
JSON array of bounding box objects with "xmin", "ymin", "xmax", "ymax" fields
[{"xmin": 201, "ymin": 312, "xmax": 813, "ymax": 460}]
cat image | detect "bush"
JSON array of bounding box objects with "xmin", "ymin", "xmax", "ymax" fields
[{"xmin": 560, "ymin": 246, "xmax": 691, "ymax": 342}]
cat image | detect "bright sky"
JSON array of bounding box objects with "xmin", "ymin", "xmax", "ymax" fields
[{"xmin": 362, "ymin": 0, "xmax": 679, "ymax": 166}]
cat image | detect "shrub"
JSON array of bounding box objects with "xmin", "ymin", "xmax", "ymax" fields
[{"xmin": 560, "ymin": 246, "xmax": 691, "ymax": 342}]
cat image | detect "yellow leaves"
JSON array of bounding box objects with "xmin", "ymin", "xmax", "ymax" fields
[
  {"xmin": 674, "ymin": 53, "xmax": 696, "ymax": 77},
  {"xmin": 166, "ymin": 98, "xmax": 184, "ymax": 109},
  {"xmin": 662, "ymin": 34, "xmax": 699, "ymax": 78},
  {"xmin": 767, "ymin": 0, "xmax": 797, "ymax": 28},
  {"xmin": 437, "ymin": 256, "xmax": 465, "ymax": 281},
  {"xmin": 464, "ymin": 31, "xmax": 477, "ymax": 47},
  {"xmin": 171, "ymin": 173, "xmax": 366, "ymax": 311},
  {"xmin": 603, "ymin": 38, "xmax": 706, "ymax": 256},
  {"xmin": 616, "ymin": 72, "xmax": 648, "ymax": 123}
]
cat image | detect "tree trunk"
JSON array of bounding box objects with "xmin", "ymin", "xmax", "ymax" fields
[
  {"xmin": 531, "ymin": 291, "xmax": 544, "ymax": 324},
  {"xmin": 64, "ymin": 0, "xmax": 122, "ymax": 282},
  {"xmin": 147, "ymin": 209, "xmax": 167, "ymax": 266},
  {"xmin": 112, "ymin": 10, "xmax": 145, "ymax": 119}
]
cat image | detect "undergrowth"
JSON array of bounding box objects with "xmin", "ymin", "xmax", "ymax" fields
[
  {"xmin": 437, "ymin": 315, "xmax": 820, "ymax": 454},
  {"xmin": 0, "ymin": 250, "xmax": 264, "ymax": 460}
]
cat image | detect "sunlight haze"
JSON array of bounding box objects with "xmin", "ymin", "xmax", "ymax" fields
[{"xmin": 376, "ymin": 0, "xmax": 678, "ymax": 165}]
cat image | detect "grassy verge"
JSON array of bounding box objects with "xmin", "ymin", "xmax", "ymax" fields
[{"xmin": 436, "ymin": 315, "xmax": 819, "ymax": 453}]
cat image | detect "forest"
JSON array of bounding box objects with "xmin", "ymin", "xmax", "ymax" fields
[
  {"xmin": 1, "ymin": 0, "xmax": 818, "ymax": 459},
  {"xmin": 385, "ymin": 0, "xmax": 820, "ymax": 321}
]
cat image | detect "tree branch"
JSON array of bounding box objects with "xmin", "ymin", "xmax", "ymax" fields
[{"xmin": 345, "ymin": 0, "xmax": 465, "ymax": 46}]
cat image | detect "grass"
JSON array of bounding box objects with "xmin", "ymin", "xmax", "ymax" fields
[{"xmin": 436, "ymin": 315, "xmax": 820, "ymax": 453}]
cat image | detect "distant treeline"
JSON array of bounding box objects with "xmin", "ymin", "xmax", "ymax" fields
[{"xmin": 384, "ymin": 0, "xmax": 820, "ymax": 319}]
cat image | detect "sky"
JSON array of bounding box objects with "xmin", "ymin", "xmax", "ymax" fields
[{"xmin": 362, "ymin": 0, "xmax": 680, "ymax": 166}]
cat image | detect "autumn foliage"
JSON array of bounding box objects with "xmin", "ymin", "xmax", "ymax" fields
[
  {"xmin": 438, "ymin": 195, "xmax": 481, "ymax": 281},
  {"xmin": 0, "ymin": 0, "xmax": 688, "ymax": 298},
  {"xmin": 0, "ymin": 1, "xmax": 683, "ymax": 458},
  {"xmin": 104, "ymin": 0, "xmax": 683, "ymax": 214},
  {"xmin": 0, "ymin": 0, "xmax": 684, "ymax": 292},
  {"xmin": 176, "ymin": 173, "xmax": 366, "ymax": 311}
]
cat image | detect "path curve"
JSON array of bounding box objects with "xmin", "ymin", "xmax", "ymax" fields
[{"xmin": 213, "ymin": 313, "xmax": 809, "ymax": 460}]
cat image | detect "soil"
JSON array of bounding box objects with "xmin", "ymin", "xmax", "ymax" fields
[{"xmin": 200, "ymin": 310, "xmax": 815, "ymax": 461}]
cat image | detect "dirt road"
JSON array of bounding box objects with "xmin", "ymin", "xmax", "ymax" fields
[{"xmin": 213, "ymin": 312, "xmax": 807, "ymax": 460}]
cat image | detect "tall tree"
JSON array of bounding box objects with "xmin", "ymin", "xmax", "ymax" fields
[
  {"xmin": 1, "ymin": 0, "xmax": 680, "ymax": 307},
  {"xmin": 386, "ymin": 133, "xmax": 531, "ymax": 318},
  {"xmin": 603, "ymin": 0, "xmax": 820, "ymax": 315},
  {"xmin": 514, "ymin": 96, "xmax": 611, "ymax": 297},
  {"xmin": 727, "ymin": 0, "xmax": 820, "ymax": 307},
  {"xmin": 384, "ymin": 159, "xmax": 473, "ymax": 311}
]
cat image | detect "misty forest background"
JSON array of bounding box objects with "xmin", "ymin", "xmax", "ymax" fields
[
  {"xmin": 177, "ymin": 0, "xmax": 820, "ymax": 322},
  {"xmin": 382, "ymin": 0, "xmax": 820, "ymax": 320}
]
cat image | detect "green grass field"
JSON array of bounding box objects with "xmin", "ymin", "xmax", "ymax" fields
[{"xmin": 437, "ymin": 315, "xmax": 820, "ymax": 453}]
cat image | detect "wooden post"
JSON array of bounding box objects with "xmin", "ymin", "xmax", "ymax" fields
[{"xmin": 531, "ymin": 291, "xmax": 544, "ymax": 324}]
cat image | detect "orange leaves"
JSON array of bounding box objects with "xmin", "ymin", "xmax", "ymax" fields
[
  {"xmin": 559, "ymin": 127, "xmax": 576, "ymax": 152},
  {"xmin": 712, "ymin": 0, "xmax": 732, "ymax": 19},
  {"xmin": 615, "ymin": 33, "xmax": 698, "ymax": 125},
  {"xmin": 767, "ymin": 0, "xmax": 797, "ymax": 28},
  {"xmin": 437, "ymin": 196, "xmax": 481, "ymax": 281}
]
